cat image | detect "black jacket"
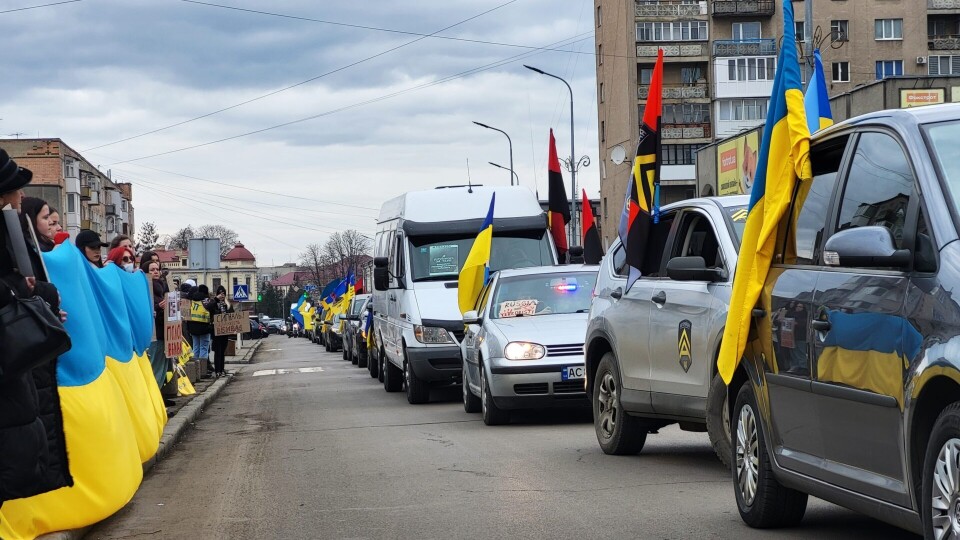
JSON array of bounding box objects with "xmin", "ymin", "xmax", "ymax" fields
[
  {"xmin": 186, "ymin": 289, "xmax": 213, "ymax": 336},
  {"xmin": 151, "ymin": 278, "xmax": 170, "ymax": 344}
]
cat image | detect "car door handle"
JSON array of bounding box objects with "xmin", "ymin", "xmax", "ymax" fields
[
  {"xmin": 610, "ymin": 287, "xmax": 623, "ymax": 300},
  {"xmin": 652, "ymin": 291, "xmax": 667, "ymax": 305},
  {"xmin": 811, "ymin": 319, "xmax": 831, "ymax": 332}
]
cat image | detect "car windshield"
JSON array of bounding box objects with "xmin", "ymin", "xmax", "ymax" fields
[
  {"xmin": 350, "ymin": 299, "xmax": 367, "ymax": 316},
  {"xmin": 925, "ymin": 120, "xmax": 960, "ymax": 213},
  {"xmin": 490, "ymin": 272, "xmax": 595, "ymax": 319},
  {"xmin": 408, "ymin": 231, "xmax": 553, "ymax": 282},
  {"xmin": 722, "ymin": 204, "xmax": 747, "ymax": 246}
]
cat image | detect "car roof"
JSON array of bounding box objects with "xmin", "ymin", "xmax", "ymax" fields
[
  {"xmin": 378, "ymin": 185, "xmax": 543, "ymax": 224},
  {"xmin": 494, "ymin": 264, "xmax": 599, "ymax": 279},
  {"xmin": 817, "ymin": 102, "xmax": 960, "ymax": 139}
]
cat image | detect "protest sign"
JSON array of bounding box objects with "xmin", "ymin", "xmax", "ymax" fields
[{"xmin": 214, "ymin": 311, "xmax": 250, "ymax": 336}]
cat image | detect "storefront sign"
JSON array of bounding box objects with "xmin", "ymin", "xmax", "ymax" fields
[
  {"xmin": 716, "ymin": 130, "xmax": 760, "ymax": 196},
  {"xmin": 900, "ymin": 88, "xmax": 944, "ymax": 108}
]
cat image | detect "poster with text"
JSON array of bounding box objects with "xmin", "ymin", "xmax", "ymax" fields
[{"xmin": 717, "ymin": 130, "xmax": 760, "ymax": 196}]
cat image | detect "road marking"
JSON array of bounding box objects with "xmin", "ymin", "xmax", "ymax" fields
[{"xmin": 253, "ymin": 367, "xmax": 325, "ymax": 377}]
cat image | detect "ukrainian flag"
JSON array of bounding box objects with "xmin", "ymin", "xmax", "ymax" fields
[
  {"xmin": 804, "ymin": 49, "xmax": 833, "ymax": 134},
  {"xmin": 0, "ymin": 244, "xmax": 166, "ymax": 539},
  {"xmin": 718, "ymin": 0, "xmax": 812, "ymax": 384},
  {"xmin": 458, "ymin": 193, "xmax": 495, "ymax": 314}
]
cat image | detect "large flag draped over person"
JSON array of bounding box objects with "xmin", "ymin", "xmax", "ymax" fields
[
  {"xmin": 547, "ymin": 129, "xmax": 570, "ymax": 259},
  {"xmin": 581, "ymin": 189, "xmax": 603, "ymax": 265},
  {"xmin": 804, "ymin": 49, "xmax": 834, "ymax": 134},
  {"xmin": 458, "ymin": 194, "xmax": 495, "ymax": 314},
  {"xmin": 717, "ymin": 0, "xmax": 812, "ymax": 384},
  {"xmin": 618, "ymin": 48, "xmax": 664, "ymax": 290}
]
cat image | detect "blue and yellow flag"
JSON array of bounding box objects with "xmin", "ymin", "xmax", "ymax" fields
[
  {"xmin": 458, "ymin": 193, "xmax": 495, "ymax": 314},
  {"xmin": 804, "ymin": 49, "xmax": 833, "ymax": 134},
  {"xmin": 718, "ymin": 0, "xmax": 811, "ymax": 384}
]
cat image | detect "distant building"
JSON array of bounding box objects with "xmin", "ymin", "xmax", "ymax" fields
[{"xmin": 158, "ymin": 243, "xmax": 259, "ymax": 303}]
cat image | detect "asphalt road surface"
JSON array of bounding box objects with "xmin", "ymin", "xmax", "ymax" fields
[{"xmin": 90, "ymin": 337, "xmax": 919, "ymax": 540}]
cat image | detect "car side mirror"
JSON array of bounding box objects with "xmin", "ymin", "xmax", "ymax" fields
[
  {"xmin": 823, "ymin": 226, "xmax": 911, "ymax": 269},
  {"xmin": 373, "ymin": 256, "xmax": 390, "ymax": 291},
  {"xmin": 666, "ymin": 256, "xmax": 722, "ymax": 282},
  {"xmin": 463, "ymin": 310, "xmax": 482, "ymax": 326}
]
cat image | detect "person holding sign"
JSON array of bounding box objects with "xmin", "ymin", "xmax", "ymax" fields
[{"xmin": 209, "ymin": 285, "xmax": 234, "ymax": 377}]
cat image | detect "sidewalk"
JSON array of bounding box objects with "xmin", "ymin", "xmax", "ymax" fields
[{"xmin": 40, "ymin": 339, "xmax": 262, "ymax": 540}]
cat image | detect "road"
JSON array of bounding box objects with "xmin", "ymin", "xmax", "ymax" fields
[{"xmin": 90, "ymin": 337, "xmax": 918, "ymax": 540}]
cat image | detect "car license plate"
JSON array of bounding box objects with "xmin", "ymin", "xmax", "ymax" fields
[{"xmin": 562, "ymin": 366, "xmax": 585, "ymax": 381}]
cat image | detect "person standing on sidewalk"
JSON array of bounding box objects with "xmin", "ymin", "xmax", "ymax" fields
[
  {"xmin": 209, "ymin": 285, "xmax": 233, "ymax": 376},
  {"xmin": 187, "ymin": 283, "xmax": 213, "ymax": 370}
]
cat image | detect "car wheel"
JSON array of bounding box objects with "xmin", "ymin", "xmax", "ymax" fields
[
  {"xmin": 706, "ymin": 372, "xmax": 733, "ymax": 470},
  {"xmin": 377, "ymin": 348, "xmax": 385, "ymax": 383},
  {"xmin": 342, "ymin": 343, "xmax": 349, "ymax": 360},
  {"xmin": 593, "ymin": 352, "xmax": 646, "ymax": 455},
  {"xmin": 462, "ymin": 359, "xmax": 481, "ymax": 413},
  {"xmin": 368, "ymin": 348, "xmax": 378, "ymax": 378},
  {"xmin": 384, "ymin": 354, "xmax": 403, "ymax": 393},
  {"xmin": 923, "ymin": 402, "xmax": 960, "ymax": 540},
  {"xmin": 358, "ymin": 345, "xmax": 368, "ymax": 369},
  {"xmin": 480, "ymin": 363, "xmax": 509, "ymax": 425},
  {"xmin": 405, "ymin": 354, "xmax": 430, "ymax": 404},
  {"xmin": 733, "ymin": 382, "xmax": 808, "ymax": 528}
]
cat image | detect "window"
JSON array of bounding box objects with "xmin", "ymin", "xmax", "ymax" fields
[
  {"xmin": 875, "ymin": 19, "xmax": 903, "ymax": 40},
  {"xmin": 121, "ymin": 200, "xmax": 127, "ymax": 211},
  {"xmin": 67, "ymin": 193, "xmax": 77, "ymax": 213},
  {"xmin": 662, "ymin": 103, "xmax": 711, "ymax": 123},
  {"xmin": 929, "ymin": 55, "xmax": 960, "ymax": 75},
  {"xmin": 63, "ymin": 159, "xmax": 76, "ymax": 179},
  {"xmin": 831, "ymin": 20, "xmax": 848, "ymax": 41},
  {"xmin": 726, "ymin": 57, "xmax": 776, "ymax": 81},
  {"xmin": 640, "ymin": 67, "xmax": 653, "ymax": 85},
  {"xmin": 836, "ymin": 132, "xmax": 914, "ymax": 251},
  {"xmin": 599, "ymin": 82, "xmax": 605, "ymax": 103},
  {"xmin": 832, "ymin": 61, "xmax": 850, "ymax": 82},
  {"xmin": 597, "ymin": 44, "xmax": 603, "ymax": 66},
  {"xmin": 611, "ymin": 244, "xmax": 628, "ymax": 277},
  {"xmin": 875, "ymin": 60, "xmax": 903, "ymax": 80},
  {"xmin": 795, "ymin": 21, "xmax": 805, "ymax": 39},
  {"xmin": 681, "ymin": 66, "xmax": 703, "ymax": 84},
  {"xmin": 233, "ymin": 277, "xmax": 238, "ymax": 286},
  {"xmin": 636, "ymin": 21, "xmax": 708, "ymax": 42},
  {"xmin": 669, "ymin": 211, "xmax": 723, "ymax": 271},
  {"xmin": 661, "ymin": 144, "xmax": 704, "ymax": 165},
  {"xmin": 213, "ymin": 278, "xmax": 222, "ymax": 291},
  {"xmin": 732, "ymin": 22, "xmax": 762, "ymax": 41},
  {"xmin": 718, "ymin": 99, "xmax": 769, "ymax": 121},
  {"xmin": 929, "ymin": 17, "xmax": 960, "ymax": 37},
  {"xmin": 783, "ymin": 137, "xmax": 847, "ymax": 265},
  {"xmin": 640, "ymin": 213, "xmax": 676, "ymax": 277},
  {"xmin": 246, "ymin": 277, "xmax": 251, "ymax": 289}
]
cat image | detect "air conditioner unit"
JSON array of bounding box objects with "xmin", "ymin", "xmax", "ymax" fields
[{"xmin": 918, "ymin": 56, "xmax": 928, "ymax": 65}]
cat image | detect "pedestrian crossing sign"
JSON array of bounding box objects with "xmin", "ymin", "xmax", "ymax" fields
[{"xmin": 233, "ymin": 284, "xmax": 250, "ymax": 301}]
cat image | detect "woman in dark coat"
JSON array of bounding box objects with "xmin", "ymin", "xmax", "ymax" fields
[
  {"xmin": 0, "ymin": 149, "xmax": 72, "ymax": 503},
  {"xmin": 209, "ymin": 285, "xmax": 233, "ymax": 376},
  {"xmin": 141, "ymin": 259, "xmax": 170, "ymax": 389}
]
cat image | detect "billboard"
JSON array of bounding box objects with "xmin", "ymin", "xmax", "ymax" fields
[
  {"xmin": 716, "ymin": 130, "xmax": 760, "ymax": 196},
  {"xmin": 900, "ymin": 88, "xmax": 944, "ymax": 108}
]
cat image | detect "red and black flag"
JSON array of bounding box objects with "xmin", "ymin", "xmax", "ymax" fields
[
  {"xmin": 581, "ymin": 189, "xmax": 603, "ymax": 265},
  {"xmin": 618, "ymin": 48, "xmax": 663, "ymax": 289},
  {"xmin": 547, "ymin": 129, "xmax": 570, "ymax": 258}
]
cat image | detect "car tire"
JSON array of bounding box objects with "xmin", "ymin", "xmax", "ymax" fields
[
  {"xmin": 706, "ymin": 372, "xmax": 733, "ymax": 470},
  {"xmin": 733, "ymin": 382, "xmax": 808, "ymax": 528},
  {"xmin": 405, "ymin": 354, "xmax": 430, "ymax": 404},
  {"xmin": 368, "ymin": 348, "xmax": 379, "ymax": 378},
  {"xmin": 922, "ymin": 401, "xmax": 960, "ymax": 540},
  {"xmin": 384, "ymin": 355, "xmax": 403, "ymax": 393},
  {"xmin": 463, "ymin": 359, "xmax": 481, "ymax": 413},
  {"xmin": 358, "ymin": 345, "xmax": 368, "ymax": 369},
  {"xmin": 378, "ymin": 348, "xmax": 386, "ymax": 383},
  {"xmin": 480, "ymin": 363, "xmax": 509, "ymax": 426},
  {"xmin": 593, "ymin": 353, "xmax": 646, "ymax": 455}
]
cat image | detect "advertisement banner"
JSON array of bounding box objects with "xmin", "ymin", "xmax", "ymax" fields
[
  {"xmin": 716, "ymin": 130, "xmax": 760, "ymax": 196},
  {"xmin": 900, "ymin": 88, "xmax": 944, "ymax": 108}
]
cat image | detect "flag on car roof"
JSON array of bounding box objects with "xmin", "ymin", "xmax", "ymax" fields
[
  {"xmin": 804, "ymin": 49, "xmax": 833, "ymax": 134},
  {"xmin": 717, "ymin": 0, "xmax": 812, "ymax": 385},
  {"xmin": 547, "ymin": 129, "xmax": 570, "ymax": 260},
  {"xmin": 458, "ymin": 193, "xmax": 495, "ymax": 314},
  {"xmin": 581, "ymin": 189, "xmax": 603, "ymax": 265},
  {"xmin": 618, "ymin": 47, "xmax": 663, "ymax": 290}
]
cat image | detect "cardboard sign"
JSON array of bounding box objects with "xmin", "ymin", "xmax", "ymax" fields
[
  {"xmin": 780, "ymin": 318, "xmax": 795, "ymax": 349},
  {"xmin": 498, "ymin": 299, "xmax": 538, "ymax": 318},
  {"xmin": 165, "ymin": 322, "xmax": 183, "ymax": 359},
  {"xmin": 165, "ymin": 292, "xmax": 181, "ymax": 322},
  {"xmin": 214, "ymin": 311, "xmax": 250, "ymax": 336}
]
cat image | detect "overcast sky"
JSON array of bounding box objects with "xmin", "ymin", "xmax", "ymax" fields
[{"xmin": 4, "ymin": 0, "xmax": 601, "ymax": 265}]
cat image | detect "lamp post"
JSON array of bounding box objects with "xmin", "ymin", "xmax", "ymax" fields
[
  {"xmin": 523, "ymin": 64, "xmax": 589, "ymax": 245},
  {"xmin": 488, "ymin": 161, "xmax": 519, "ymax": 185},
  {"xmin": 473, "ymin": 121, "xmax": 514, "ymax": 186}
]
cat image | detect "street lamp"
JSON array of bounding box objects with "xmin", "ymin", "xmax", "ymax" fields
[
  {"xmin": 488, "ymin": 161, "xmax": 519, "ymax": 185},
  {"xmin": 473, "ymin": 121, "xmax": 514, "ymax": 186},
  {"xmin": 523, "ymin": 64, "xmax": 590, "ymax": 245}
]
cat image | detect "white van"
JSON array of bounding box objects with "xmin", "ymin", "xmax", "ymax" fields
[{"xmin": 372, "ymin": 185, "xmax": 557, "ymax": 404}]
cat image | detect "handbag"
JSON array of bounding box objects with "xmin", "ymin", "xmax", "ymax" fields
[{"xmin": 0, "ymin": 280, "xmax": 72, "ymax": 382}]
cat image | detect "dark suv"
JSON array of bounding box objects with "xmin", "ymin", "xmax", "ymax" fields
[{"xmin": 726, "ymin": 104, "xmax": 960, "ymax": 538}]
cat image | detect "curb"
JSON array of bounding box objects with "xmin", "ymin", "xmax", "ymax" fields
[{"xmin": 225, "ymin": 338, "xmax": 262, "ymax": 365}]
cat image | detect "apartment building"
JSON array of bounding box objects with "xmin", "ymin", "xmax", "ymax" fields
[
  {"xmin": 0, "ymin": 138, "xmax": 134, "ymax": 242},
  {"xmin": 595, "ymin": 0, "xmax": 938, "ymax": 247}
]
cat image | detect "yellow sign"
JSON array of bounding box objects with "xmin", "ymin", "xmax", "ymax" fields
[
  {"xmin": 900, "ymin": 88, "xmax": 944, "ymax": 108},
  {"xmin": 716, "ymin": 130, "xmax": 760, "ymax": 196}
]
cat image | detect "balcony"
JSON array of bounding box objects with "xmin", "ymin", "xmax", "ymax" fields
[
  {"xmin": 713, "ymin": 38, "xmax": 777, "ymax": 57},
  {"xmin": 105, "ymin": 204, "xmax": 117, "ymax": 216},
  {"xmin": 639, "ymin": 83, "xmax": 708, "ymax": 100},
  {"xmin": 80, "ymin": 186, "xmax": 91, "ymax": 200},
  {"xmin": 662, "ymin": 122, "xmax": 712, "ymax": 140},
  {"xmin": 81, "ymin": 219, "xmax": 91, "ymax": 230},
  {"xmin": 712, "ymin": 0, "xmax": 775, "ymax": 17},
  {"xmin": 635, "ymin": 1, "xmax": 706, "ymax": 18},
  {"xmin": 930, "ymin": 34, "xmax": 960, "ymax": 50},
  {"xmin": 637, "ymin": 43, "xmax": 707, "ymax": 58},
  {"xmin": 930, "ymin": 0, "xmax": 960, "ymax": 9}
]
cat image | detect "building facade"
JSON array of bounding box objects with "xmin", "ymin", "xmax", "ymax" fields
[{"xmin": 157, "ymin": 243, "xmax": 259, "ymax": 302}]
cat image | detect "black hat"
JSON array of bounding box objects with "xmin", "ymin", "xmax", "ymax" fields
[
  {"xmin": 75, "ymin": 229, "xmax": 108, "ymax": 250},
  {"xmin": 0, "ymin": 149, "xmax": 33, "ymax": 194}
]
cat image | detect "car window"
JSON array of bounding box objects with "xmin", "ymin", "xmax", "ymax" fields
[
  {"xmin": 915, "ymin": 205, "xmax": 937, "ymax": 273},
  {"xmin": 640, "ymin": 212, "xmax": 675, "ymax": 277},
  {"xmin": 611, "ymin": 243, "xmax": 627, "ymax": 277},
  {"xmin": 835, "ymin": 132, "xmax": 914, "ymax": 251},
  {"xmin": 490, "ymin": 272, "xmax": 595, "ymax": 319},
  {"xmin": 782, "ymin": 136, "xmax": 846, "ymax": 265},
  {"xmin": 668, "ymin": 210, "xmax": 723, "ymax": 271},
  {"xmin": 475, "ymin": 281, "xmax": 493, "ymax": 315}
]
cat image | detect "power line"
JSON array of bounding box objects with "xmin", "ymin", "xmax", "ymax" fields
[
  {"xmin": 105, "ymin": 32, "xmax": 594, "ymax": 165},
  {"xmin": 82, "ymin": 0, "xmax": 519, "ymax": 152},
  {"xmin": 0, "ymin": 0, "xmax": 81, "ymax": 15}
]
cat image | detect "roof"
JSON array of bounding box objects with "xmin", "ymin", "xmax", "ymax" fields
[
  {"xmin": 378, "ymin": 185, "xmax": 544, "ymax": 224},
  {"xmin": 152, "ymin": 249, "xmax": 183, "ymax": 263},
  {"xmin": 270, "ymin": 271, "xmax": 313, "ymax": 287},
  {"xmin": 223, "ymin": 243, "xmax": 255, "ymax": 261}
]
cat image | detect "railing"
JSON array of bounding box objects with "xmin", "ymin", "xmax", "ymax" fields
[
  {"xmin": 713, "ymin": 38, "xmax": 777, "ymax": 57},
  {"xmin": 81, "ymin": 219, "xmax": 91, "ymax": 230},
  {"xmin": 80, "ymin": 186, "xmax": 91, "ymax": 200},
  {"xmin": 712, "ymin": 0, "xmax": 775, "ymax": 16},
  {"xmin": 639, "ymin": 84, "xmax": 708, "ymax": 100},
  {"xmin": 637, "ymin": 43, "xmax": 706, "ymax": 58},
  {"xmin": 635, "ymin": 1, "xmax": 706, "ymax": 17},
  {"xmin": 661, "ymin": 122, "xmax": 712, "ymax": 140},
  {"xmin": 929, "ymin": 0, "xmax": 960, "ymax": 9},
  {"xmin": 929, "ymin": 35, "xmax": 960, "ymax": 50}
]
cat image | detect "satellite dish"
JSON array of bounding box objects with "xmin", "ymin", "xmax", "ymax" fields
[{"xmin": 610, "ymin": 145, "xmax": 626, "ymax": 165}]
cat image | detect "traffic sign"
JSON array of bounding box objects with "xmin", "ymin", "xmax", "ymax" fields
[
  {"xmin": 233, "ymin": 284, "xmax": 250, "ymax": 301},
  {"xmin": 304, "ymin": 284, "xmax": 316, "ymax": 292}
]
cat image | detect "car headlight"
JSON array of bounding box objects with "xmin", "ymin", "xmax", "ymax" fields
[
  {"xmin": 414, "ymin": 325, "xmax": 454, "ymax": 344},
  {"xmin": 504, "ymin": 341, "xmax": 545, "ymax": 360}
]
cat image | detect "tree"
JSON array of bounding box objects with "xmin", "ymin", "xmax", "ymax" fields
[
  {"xmin": 195, "ymin": 224, "xmax": 239, "ymax": 257},
  {"xmin": 322, "ymin": 230, "xmax": 371, "ymax": 278},
  {"xmin": 259, "ymin": 282, "xmax": 284, "ymax": 318},
  {"xmin": 136, "ymin": 221, "xmax": 159, "ymax": 253},
  {"xmin": 299, "ymin": 243, "xmax": 331, "ymax": 289},
  {"xmin": 170, "ymin": 226, "xmax": 194, "ymax": 250}
]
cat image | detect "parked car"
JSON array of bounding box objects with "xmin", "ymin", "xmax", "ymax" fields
[
  {"xmin": 244, "ymin": 320, "xmax": 268, "ymax": 340},
  {"xmin": 325, "ymin": 313, "xmax": 344, "ymax": 352},
  {"xmin": 343, "ymin": 294, "xmax": 372, "ymax": 366},
  {"xmin": 584, "ymin": 195, "xmax": 748, "ymax": 468},
  {"xmin": 462, "ymin": 265, "xmax": 596, "ymax": 425},
  {"xmin": 265, "ymin": 320, "xmax": 283, "ymax": 334}
]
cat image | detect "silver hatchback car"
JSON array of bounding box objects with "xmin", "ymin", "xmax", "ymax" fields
[{"xmin": 461, "ymin": 265, "xmax": 597, "ymax": 425}]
